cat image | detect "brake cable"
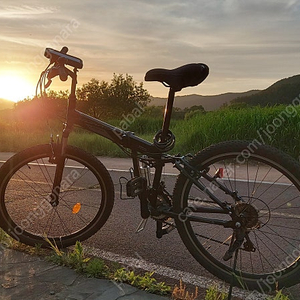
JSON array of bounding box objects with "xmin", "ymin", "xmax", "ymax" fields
[{"xmin": 36, "ymin": 62, "xmax": 52, "ymax": 98}]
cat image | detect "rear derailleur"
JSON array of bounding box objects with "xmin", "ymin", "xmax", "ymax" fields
[
  {"xmin": 223, "ymin": 201, "xmax": 259, "ymax": 261},
  {"xmin": 223, "ymin": 229, "xmax": 255, "ymax": 261}
]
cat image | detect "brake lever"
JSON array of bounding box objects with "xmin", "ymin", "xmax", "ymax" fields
[
  {"xmin": 58, "ymin": 66, "xmax": 68, "ymax": 81},
  {"xmin": 45, "ymin": 78, "xmax": 52, "ymax": 89},
  {"xmin": 57, "ymin": 57, "xmax": 68, "ymax": 81},
  {"xmin": 45, "ymin": 60, "xmax": 69, "ymax": 88},
  {"xmin": 45, "ymin": 65, "xmax": 59, "ymax": 87}
]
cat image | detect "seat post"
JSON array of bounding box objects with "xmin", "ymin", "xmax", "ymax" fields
[{"xmin": 161, "ymin": 88, "xmax": 175, "ymax": 142}]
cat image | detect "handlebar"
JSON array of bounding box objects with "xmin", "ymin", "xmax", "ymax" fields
[
  {"xmin": 44, "ymin": 47, "xmax": 83, "ymax": 69},
  {"xmin": 40, "ymin": 47, "xmax": 83, "ymax": 90}
]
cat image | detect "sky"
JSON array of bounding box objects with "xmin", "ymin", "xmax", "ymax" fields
[{"xmin": 1, "ymin": 0, "xmax": 300, "ymax": 101}]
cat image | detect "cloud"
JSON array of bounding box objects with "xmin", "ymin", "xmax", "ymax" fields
[
  {"xmin": 1, "ymin": 0, "xmax": 300, "ymax": 97},
  {"xmin": 0, "ymin": 5, "xmax": 56, "ymax": 19}
]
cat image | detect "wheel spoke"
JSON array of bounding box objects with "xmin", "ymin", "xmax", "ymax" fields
[
  {"xmin": 174, "ymin": 141, "xmax": 300, "ymax": 290},
  {"xmin": 1, "ymin": 145, "xmax": 113, "ymax": 249}
]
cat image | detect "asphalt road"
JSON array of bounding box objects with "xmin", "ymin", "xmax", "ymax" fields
[{"xmin": 0, "ymin": 153, "xmax": 300, "ymax": 299}]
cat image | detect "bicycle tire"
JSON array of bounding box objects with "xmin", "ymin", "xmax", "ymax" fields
[
  {"xmin": 173, "ymin": 140, "xmax": 300, "ymax": 291},
  {"xmin": 0, "ymin": 144, "xmax": 114, "ymax": 248}
]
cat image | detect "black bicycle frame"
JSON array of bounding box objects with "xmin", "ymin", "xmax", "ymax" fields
[
  {"xmin": 51, "ymin": 69, "xmax": 173, "ymax": 209},
  {"xmin": 52, "ymin": 67, "xmax": 232, "ymax": 226},
  {"xmin": 73, "ymin": 110, "xmax": 159, "ymax": 154}
]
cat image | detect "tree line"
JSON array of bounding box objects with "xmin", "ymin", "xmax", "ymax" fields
[
  {"xmin": 13, "ymin": 73, "xmax": 206, "ymax": 123},
  {"xmin": 14, "ymin": 74, "xmax": 150, "ymax": 121}
]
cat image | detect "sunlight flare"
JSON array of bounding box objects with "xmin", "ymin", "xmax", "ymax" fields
[{"xmin": 0, "ymin": 75, "xmax": 35, "ymax": 102}]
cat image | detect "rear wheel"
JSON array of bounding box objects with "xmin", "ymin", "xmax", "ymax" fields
[
  {"xmin": 0, "ymin": 144, "xmax": 114, "ymax": 248},
  {"xmin": 173, "ymin": 141, "xmax": 300, "ymax": 291}
]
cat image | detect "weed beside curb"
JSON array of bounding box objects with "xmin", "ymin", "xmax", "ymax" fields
[
  {"xmin": 46, "ymin": 240, "xmax": 172, "ymax": 296},
  {"xmin": 0, "ymin": 228, "xmax": 292, "ymax": 300}
]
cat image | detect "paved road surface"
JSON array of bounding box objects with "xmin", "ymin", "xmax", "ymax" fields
[{"xmin": 0, "ymin": 153, "xmax": 299, "ymax": 300}]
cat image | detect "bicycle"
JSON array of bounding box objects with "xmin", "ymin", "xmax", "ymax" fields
[{"xmin": 1, "ymin": 46, "xmax": 300, "ymax": 292}]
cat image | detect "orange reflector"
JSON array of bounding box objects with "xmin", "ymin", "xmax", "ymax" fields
[{"xmin": 72, "ymin": 203, "xmax": 81, "ymax": 214}]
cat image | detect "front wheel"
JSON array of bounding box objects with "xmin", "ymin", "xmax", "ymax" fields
[
  {"xmin": 0, "ymin": 144, "xmax": 114, "ymax": 248},
  {"xmin": 173, "ymin": 141, "xmax": 300, "ymax": 291}
]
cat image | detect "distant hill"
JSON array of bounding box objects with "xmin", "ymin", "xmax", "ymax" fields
[
  {"xmin": 231, "ymin": 75, "xmax": 300, "ymax": 106},
  {"xmin": 0, "ymin": 98, "xmax": 14, "ymax": 110},
  {"xmin": 150, "ymin": 90, "xmax": 260, "ymax": 111}
]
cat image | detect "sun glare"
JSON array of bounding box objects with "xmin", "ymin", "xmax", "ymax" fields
[{"xmin": 0, "ymin": 75, "xmax": 35, "ymax": 102}]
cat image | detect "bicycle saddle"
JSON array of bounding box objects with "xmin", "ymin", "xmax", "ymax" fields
[{"xmin": 145, "ymin": 63, "xmax": 209, "ymax": 92}]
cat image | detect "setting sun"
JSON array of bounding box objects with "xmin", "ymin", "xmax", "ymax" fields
[{"xmin": 0, "ymin": 75, "xmax": 35, "ymax": 102}]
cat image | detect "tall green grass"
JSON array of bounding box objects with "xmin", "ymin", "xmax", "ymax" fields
[
  {"xmin": 0, "ymin": 105, "xmax": 300, "ymax": 159},
  {"xmin": 171, "ymin": 105, "xmax": 300, "ymax": 158},
  {"xmin": 68, "ymin": 132, "xmax": 127, "ymax": 157}
]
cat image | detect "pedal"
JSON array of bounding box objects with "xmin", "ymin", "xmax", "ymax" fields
[
  {"xmin": 126, "ymin": 176, "xmax": 147, "ymax": 197},
  {"xmin": 162, "ymin": 218, "xmax": 176, "ymax": 234},
  {"xmin": 156, "ymin": 219, "xmax": 176, "ymax": 238},
  {"xmin": 136, "ymin": 218, "xmax": 148, "ymax": 233}
]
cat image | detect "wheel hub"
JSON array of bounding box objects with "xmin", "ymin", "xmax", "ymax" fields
[{"xmin": 235, "ymin": 203, "xmax": 260, "ymax": 229}]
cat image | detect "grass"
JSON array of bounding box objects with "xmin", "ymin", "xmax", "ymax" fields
[
  {"xmin": 0, "ymin": 105, "xmax": 300, "ymax": 159},
  {"xmin": 45, "ymin": 239, "xmax": 171, "ymax": 296},
  {"xmin": 267, "ymin": 290, "xmax": 291, "ymax": 300},
  {"xmin": 170, "ymin": 105, "xmax": 300, "ymax": 158},
  {"xmin": 204, "ymin": 286, "xmax": 227, "ymax": 300},
  {"xmin": 0, "ymin": 228, "xmax": 47, "ymax": 256},
  {"xmin": 62, "ymin": 105, "xmax": 300, "ymax": 160},
  {"xmin": 0, "ymin": 229, "xmax": 292, "ymax": 299},
  {"xmin": 113, "ymin": 268, "xmax": 171, "ymax": 295}
]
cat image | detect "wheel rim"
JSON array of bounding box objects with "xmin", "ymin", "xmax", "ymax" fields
[{"xmin": 1, "ymin": 150, "xmax": 107, "ymax": 245}]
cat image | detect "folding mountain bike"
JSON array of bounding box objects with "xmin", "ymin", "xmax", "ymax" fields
[{"xmin": 1, "ymin": 47, "xmax": 300, "ymax": 292}]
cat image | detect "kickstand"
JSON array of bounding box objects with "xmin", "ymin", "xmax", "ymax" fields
[{"xmin": 228, "ymin": 248, "xmax": 239, "ymax": 300}]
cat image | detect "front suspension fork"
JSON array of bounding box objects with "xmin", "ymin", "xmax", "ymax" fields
[{"xmin": 49, "ymin": 135, "xmax": 68, "ymax": 206}]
